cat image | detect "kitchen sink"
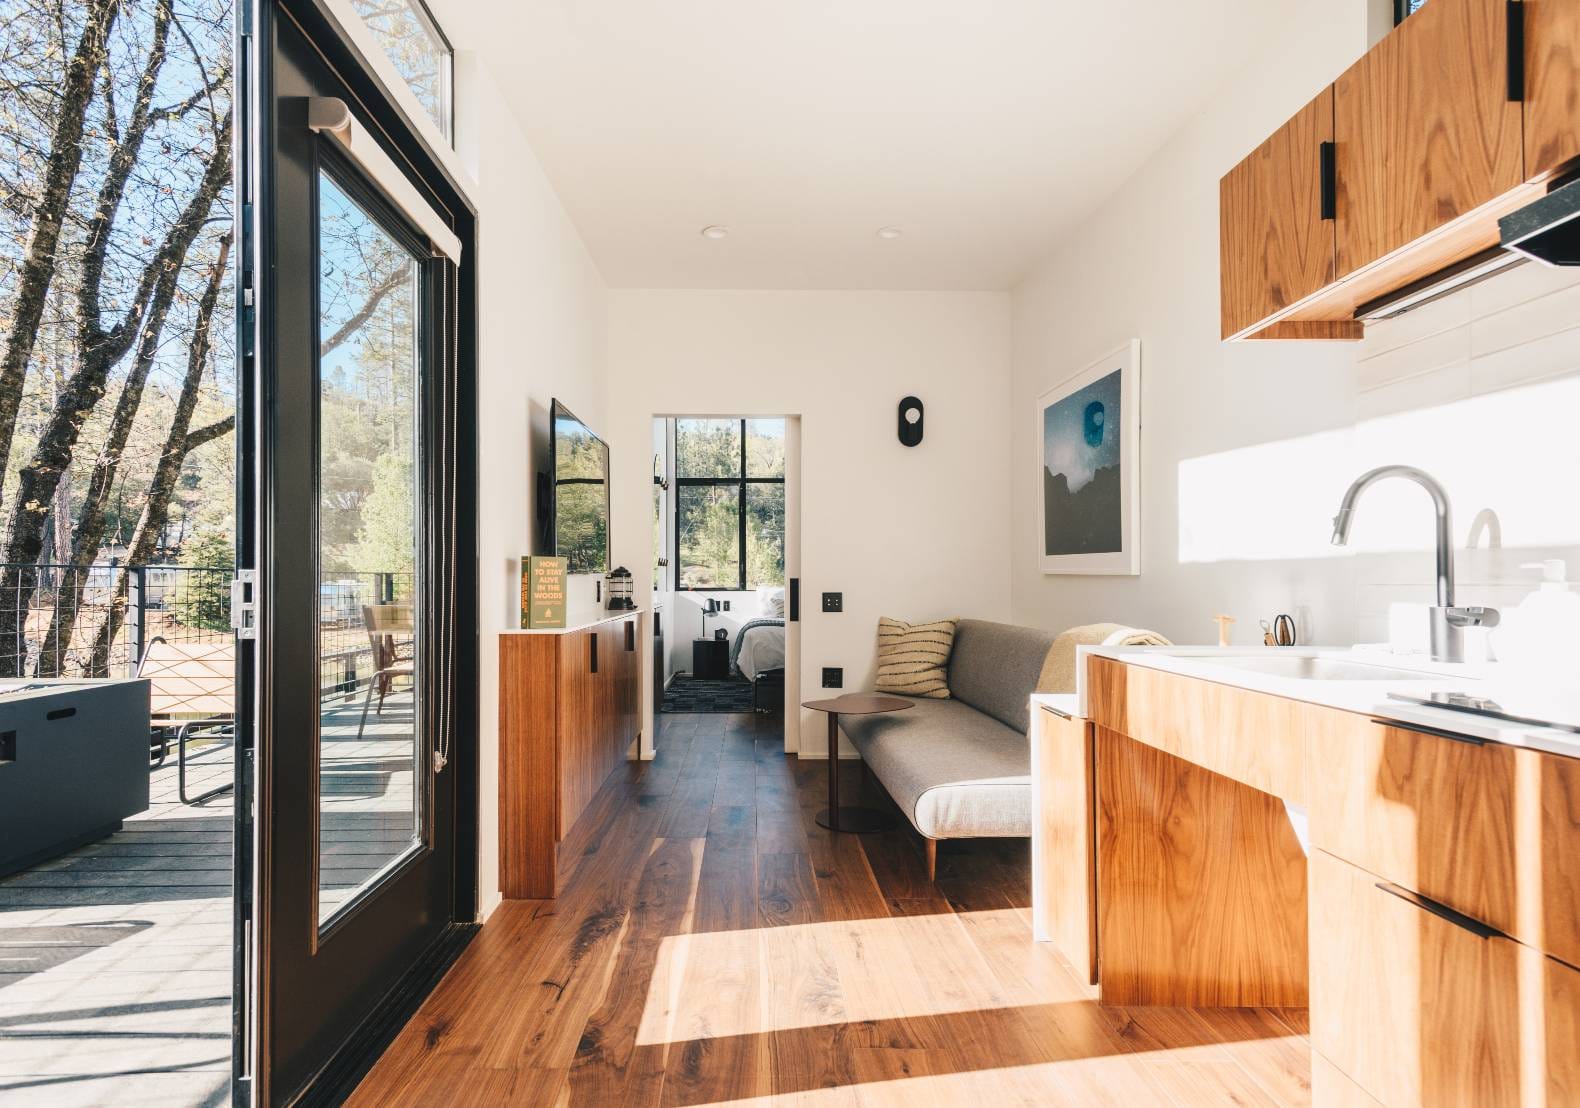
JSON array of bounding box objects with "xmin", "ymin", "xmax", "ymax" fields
[{"xmin": 1202, "ymin": 655, "xmax": 1449, "ymax": 682}]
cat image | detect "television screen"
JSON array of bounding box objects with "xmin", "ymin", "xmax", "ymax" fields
[{"xmin": 550, "ymin": 399, "xmax": 609, "ymax": 574}]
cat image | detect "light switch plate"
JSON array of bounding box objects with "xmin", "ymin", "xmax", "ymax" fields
[
  {"xmin": 822, "ymin": 592, "xmax": 843, "ymax": 613},
  {"xmin": 822, "ymin": 667, "xmax": 843, "ymax": 688}
]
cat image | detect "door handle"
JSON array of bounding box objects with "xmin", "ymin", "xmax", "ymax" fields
[
  {"xmin": 1507, "ymin": 0, "xmax": 1525, "ymax": 102},
  {"xmin": 789, "ymin": 578, "xmax": 800, "ymax": 622},
  {"xmin": 1375, "ymin": 881, "xmax": 1499, "ymax": 939},
  {"xmin": 1370, "ymin": 718, "xmax": 1485, "ymax": 746},
  {"xmin": 1319, "ymin": 141, "xmax": 1336, "ymax": 221}
]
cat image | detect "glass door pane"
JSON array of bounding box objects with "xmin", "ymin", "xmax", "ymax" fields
[{"xmin": 316, "ymin": 168, "xmax": 423, "ymax": 928}]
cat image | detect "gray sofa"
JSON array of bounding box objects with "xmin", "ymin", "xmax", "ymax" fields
[{"xmin": 843, "ymin": 618, "xmax": 1056, "ymax": 878}]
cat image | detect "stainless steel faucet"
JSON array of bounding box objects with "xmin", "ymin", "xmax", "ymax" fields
[{"xmin": 1331, "ymin": 465, "xmax": 1499, "ymax": 663}]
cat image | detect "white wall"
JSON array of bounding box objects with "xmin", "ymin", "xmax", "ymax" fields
[
  {"xmin": 1009, "ymin": 0, "xmax": 1580, "ymax": 651},
  {"xmin": 607, "ymin": 291, "xmax": 1013, "ymax": 755},
  {"xmin": 457, "ymin": 52, "xmax": 608, "ymax": 920}
]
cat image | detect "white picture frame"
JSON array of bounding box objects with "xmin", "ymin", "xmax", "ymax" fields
[{"xmin": 1034, "ymin": 339, "xmax": 1141, "ymax": 575}]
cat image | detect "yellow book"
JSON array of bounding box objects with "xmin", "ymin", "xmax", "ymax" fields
[{"xmin": 521, "ymin": 556, "xmax": 568, "ymax": 628}]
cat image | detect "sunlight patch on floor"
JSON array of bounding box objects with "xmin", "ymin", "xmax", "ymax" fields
[{"xmin": 637, "ymin": 909, "xmax": 1022, "ymax": 1045}]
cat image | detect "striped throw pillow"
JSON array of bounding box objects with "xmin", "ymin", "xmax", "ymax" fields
[{"xmin": 875, "ymin": 617, "xmax": 957, "ymax": 699}]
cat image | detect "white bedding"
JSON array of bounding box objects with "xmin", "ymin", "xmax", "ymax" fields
[{"xmin": 736, "ymin": 623, "xmax": 786, "ymax": 681}]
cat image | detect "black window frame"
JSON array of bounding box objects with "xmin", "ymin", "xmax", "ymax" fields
[
  {"xmin": 1394, "ymin": 0, "xmax": 1427, "ymax": 25},
  {"xmin": 673, "ymin": 418, "xmax": 785, "ymax": 592}
]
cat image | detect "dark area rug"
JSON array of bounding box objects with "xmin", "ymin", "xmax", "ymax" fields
[{"xmin": 662, "ymin": 674, "xmax": 756, "ymax": 714}]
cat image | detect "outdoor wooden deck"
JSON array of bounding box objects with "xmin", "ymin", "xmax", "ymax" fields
[{"xmin": 0, "ymin": 691, "xmax": 418, "ymax": 1107}]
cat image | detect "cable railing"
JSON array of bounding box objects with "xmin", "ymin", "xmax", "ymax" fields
[{"xmin": 0, "ymin": 564, "xmax": 411, "ymax": 699}]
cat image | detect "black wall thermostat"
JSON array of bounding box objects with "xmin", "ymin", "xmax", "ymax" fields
[{"xmin": 898, "ymin": 396, "xmax": 924, "ymax": 447}]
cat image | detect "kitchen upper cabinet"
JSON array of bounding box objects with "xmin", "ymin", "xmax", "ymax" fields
[
  {"xmin": 1219, "ymin": 89, "xmax": 1338, "ymax": 340},
  {"xmin": 1333, "ymin": 0, "xmax": 1525, "ymax": 277},
  {"xmin": 1526, "ymin": 0, "xmax": 1580, "ymax": 180}
]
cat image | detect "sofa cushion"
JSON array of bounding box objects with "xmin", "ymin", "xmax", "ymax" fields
[
  {"xmin": 947, "ymin": 619, "xmax": 1057, "ymax": 734},
  {"xmin": 843, "ymin": 699, "xmax": 1030, "ymax": 839},
  {"xmin": 875, "ymin": 616, "xmax": 957, "ymax": 699}
]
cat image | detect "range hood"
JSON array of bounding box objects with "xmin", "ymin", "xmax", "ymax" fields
[{"xmin": 1500, "ymin": 173, "xmax": 1580, "ymax": 265}]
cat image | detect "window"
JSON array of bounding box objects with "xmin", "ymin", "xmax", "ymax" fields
[
  {"xmin": 1394, "ymin": 0, "xmax": 1428, "ymax": 24},
  {"xmin": 675, "ymin": 418, "xmax": 785, "ymax": 590},
  {"xmin": 351, "ymin": 0, "xmax": 454, "ymax": 141}
]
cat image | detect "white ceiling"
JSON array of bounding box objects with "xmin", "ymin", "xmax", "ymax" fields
[{"xmin": 431, "ymin": 1, "xmax": 1290, "ymax": 290}]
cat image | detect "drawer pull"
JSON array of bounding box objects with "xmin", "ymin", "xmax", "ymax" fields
[
  {"xmin": 46, "ymin": 707, "xmax": 76, "ymax": 721},
  {"xmin": 590, "ymin": 632, "xmax": 599, "ymax": 675},
  {"xmin": 1319, "ymin": 141, "xmax": 1336, "ymax": 221},
  {"xmin": 1370, "ymin": 718, "xmax": 1484, "ymax": 746},
  {"xmin": 1375, "ymin": 881, "xmax": 1500, "ymax": 940},
  {"xmin": 625, "ymin": 621, "xmax": 635, "ymax": 651},
  {"xmin": 1507, "ymin": 0, "xmax": 1525, "ymax": 102}
]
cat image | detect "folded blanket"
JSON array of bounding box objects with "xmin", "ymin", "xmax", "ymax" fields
[{"xmin": 1036, "ymin": 622, "xmax": 1172, "ymax": 694}]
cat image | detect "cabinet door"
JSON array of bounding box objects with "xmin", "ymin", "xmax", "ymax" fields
[
  {"xmin": 556, "ymin": 628, "xmax": 598, "ymax": 838},
  {"xmin": 1335, "ymin": 0, "xmax": 1524, "ymax": 277},
  {"xmin": 1030, "ymin": 708, "xmax": 1097, "ymax": 983},
  {"xmin": 1219, "ymin": 88, "xmax": 1338, "ymax": 339},
  {"xmin": 1526, "ymin": 0, "xmax": 1580, "ymax": 179}
]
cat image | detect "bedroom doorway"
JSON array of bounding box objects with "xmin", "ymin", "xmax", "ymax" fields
[{"xmin": 651, "ymin": 416, "xmax": 800, "ymax": 748}]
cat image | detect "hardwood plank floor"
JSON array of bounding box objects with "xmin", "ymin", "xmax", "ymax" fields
[{"xmin": 353, "ymin": 710, "xmax": 1312, "ymax": 1106}]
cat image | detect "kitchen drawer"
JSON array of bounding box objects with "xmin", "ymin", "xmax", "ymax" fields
[
  {"xmin": 1310, "ymin": 850, "xmax": 1580, "ymax": 1108},
  {"xmin": 1308, "ymin": 709, "xmax": 1580, "ymax": 967},
  {"xmin": 1087, "ymin": 656, "xmax": 1308, "ymax": 803}
]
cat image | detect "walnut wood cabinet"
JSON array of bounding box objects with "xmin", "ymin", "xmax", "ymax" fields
[
  {"xmin": 1219, "ymin": 89, "xmax": 1344, "ymax": 341},
  {"xmin": 1333, "ymin": 0, "xmax": 1525, "ymax": 278},
  {"xmin": 1526, "ymin": 0, "xmax": 1580, "ymax": 179},
  {"xmin": 499, "ymin": 613, "xmax": 643, "ymax": 899},
  {"xmin": 1220, "ymin": 0, "xmax": 1572, "ymax": 341}
]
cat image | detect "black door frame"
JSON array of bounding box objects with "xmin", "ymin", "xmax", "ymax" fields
[{"xmin": 236, "ymin": 0, "xmax": 479, "ymax": 1101}]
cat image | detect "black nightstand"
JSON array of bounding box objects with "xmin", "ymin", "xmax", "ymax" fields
[{"xmin": 692, "ymin": 637, "xmax": 729, "ymax": 680}]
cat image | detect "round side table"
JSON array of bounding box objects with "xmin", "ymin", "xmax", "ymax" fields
[{"xmin": 802, "ymin": 693, "xmax": 913, "ymax": 833}]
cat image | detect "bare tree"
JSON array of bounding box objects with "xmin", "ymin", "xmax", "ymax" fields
[
  {"xmin": 0, "ymin": 98, "xmax": 232, "ymax": 675},
  {"xmin": 0, "ymin": 0, "xmax": 120, "ymax": 507},
  {"xmin": 89, "ymin": 234, "xmax": 233, "ymax": 675}
]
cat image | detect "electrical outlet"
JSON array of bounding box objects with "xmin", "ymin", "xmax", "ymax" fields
[
  {"xmin": 723, "ymin": 600, "xmax": 731, "ymax": 611},
  {"xmin": 821, "ymin": 667, "xmax": 843, "ymax": 688},
  {"xmin": 821, "ymin": 592, "xmax": 843, "ymax": 613}
]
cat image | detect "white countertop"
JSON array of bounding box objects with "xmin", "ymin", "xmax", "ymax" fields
[
  {"xmin": 501, "ymin": 607, "xmax": 645, "ymax": 635},
  {"xmin": 1031, "ymin": 645, "xmax": 1580, "ymax": 761}
]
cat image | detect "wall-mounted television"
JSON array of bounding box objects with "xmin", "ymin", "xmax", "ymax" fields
[{"xmin": 544, "ymin": 399, "xmax": 610, "ymax": 574}]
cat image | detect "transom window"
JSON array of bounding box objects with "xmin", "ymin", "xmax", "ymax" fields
[
  {"xmin": 351, "ymin": 0, "xmax": 454, "ymax": 142},
  {"xmin": 674, "ymin": 418, "xmax": 785, "ymax": 591}
]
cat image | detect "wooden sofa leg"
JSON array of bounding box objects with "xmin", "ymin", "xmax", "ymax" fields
[{"xmin": 924, "ymin": 838, "xmax": 937, "ymax": 881}]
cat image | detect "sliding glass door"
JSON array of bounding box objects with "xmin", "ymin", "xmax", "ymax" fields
[{"xmin": 241, "ymin": 2, "xmax": 474, "ymax": 1101}]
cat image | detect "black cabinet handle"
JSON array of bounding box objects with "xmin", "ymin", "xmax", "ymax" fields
[
  {"xmin": 1376, "ymin": 881, "xmax": 1499, "ymax": 939},
  {"xmin": 46, "ymin": 707, "xmax": 76, "ymax": 721},
  {"xmin": 1370, "ymin": 718, "xmax": 1485, "ymax": 746},
  {"xmin": 1507, "ymin": 0, "xmax": 1525, "ymax": 102},
  {"xmin": 625, "ymin": 620, "xmax": 635, "ymax": 651},
  {"xmin": 1319, "ymin": 141, "xmax": 1336, "ymax": 221},
  {"xmin": 590, "ymin": 631, "xmax": 599, "ymax": 675}
]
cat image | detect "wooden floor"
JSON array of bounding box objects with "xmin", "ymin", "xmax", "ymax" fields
[{"xmin": 353, "ymin": 710, "xmax": 1313, "ymax": 1106}]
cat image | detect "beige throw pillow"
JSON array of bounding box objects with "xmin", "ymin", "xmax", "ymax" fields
[{"xmin": 875, "ymin": 617, "xmax": 957, "ymax": 699}]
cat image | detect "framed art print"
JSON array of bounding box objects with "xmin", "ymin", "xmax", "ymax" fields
[{"xmin": 1035, "ymin": 340, "xmax": 1140, "ymax": 575}]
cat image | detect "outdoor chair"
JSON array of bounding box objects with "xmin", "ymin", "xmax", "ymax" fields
[
  {"xmin": 359, "ymin": 603, "xmax": 414, "ymax": 741},
  {"xmin": 138, "ymin": 636, "xmax": 235, "ymax": 804}
]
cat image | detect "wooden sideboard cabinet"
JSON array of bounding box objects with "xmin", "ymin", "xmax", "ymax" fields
[{"xmin": 499, "ymin": 612, "xmax": 643, "ymax": 899}]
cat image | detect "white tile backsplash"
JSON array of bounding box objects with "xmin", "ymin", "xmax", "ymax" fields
[{"xmin": 1350, "ymin": 262, "xmax": 1580, "ymax": 649}]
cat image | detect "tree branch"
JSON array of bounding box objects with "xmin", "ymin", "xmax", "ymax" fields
[{"xmin": 184, "ymin": 415, "xmax": 234, "ymax": 453}]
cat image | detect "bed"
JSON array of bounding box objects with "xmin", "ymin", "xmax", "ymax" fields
[{"xmin": 731, "ymin": 618, "xmax": 785, "ymax": 681}]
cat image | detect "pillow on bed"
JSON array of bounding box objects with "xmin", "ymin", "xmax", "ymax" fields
[
  {"xmin": 757, "ymin": 586, "xmax": 786, "ymax": 618},
  {"xmin": 875, "ymin": 616, "xmax": 957, "ymax": 699}
]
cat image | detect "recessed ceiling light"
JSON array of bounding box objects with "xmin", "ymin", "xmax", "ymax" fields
[
  {"xmin": 876, "ymin": 226, "xmax": 903, "ymax": 240},
  {"xmin": 700, "ymin": 225, "xmax": 730, "ymax": 239}
]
